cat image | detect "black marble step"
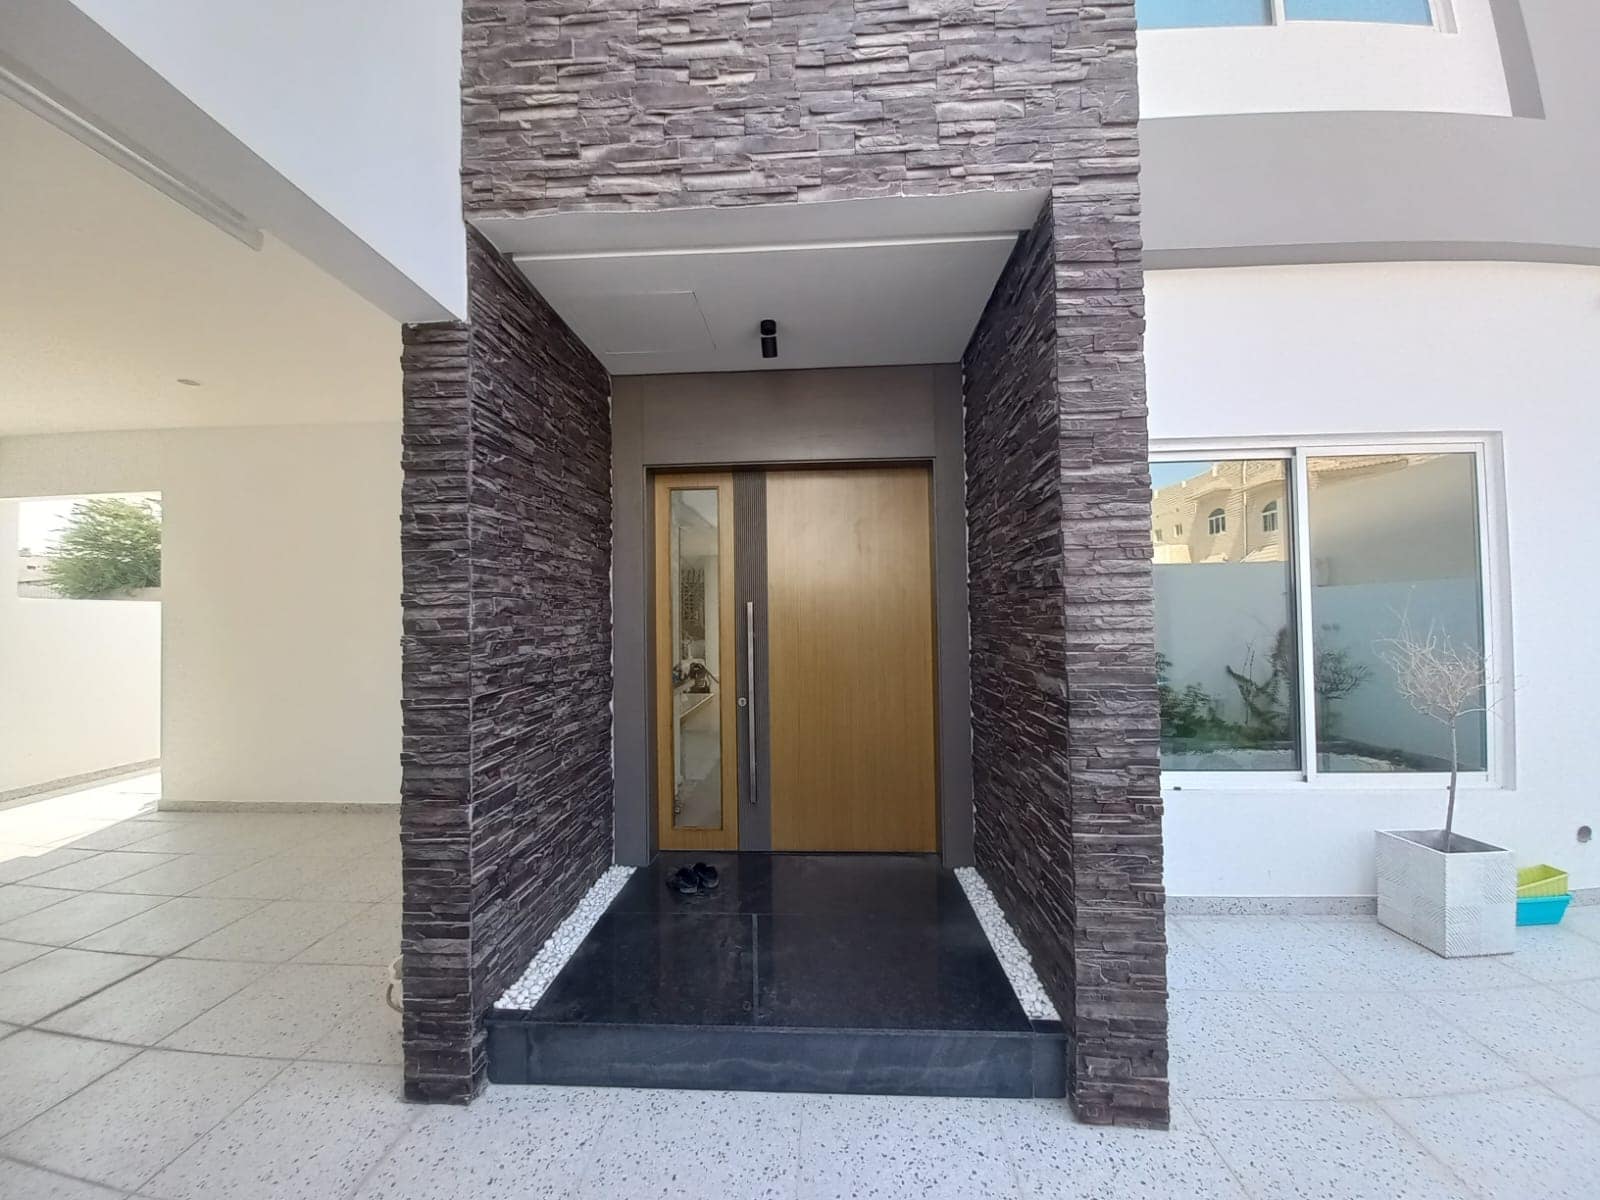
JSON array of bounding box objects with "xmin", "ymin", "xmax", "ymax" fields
[{"xmin": 486, "ymin": 853, "xmax": 1067, "ymax": 1098}]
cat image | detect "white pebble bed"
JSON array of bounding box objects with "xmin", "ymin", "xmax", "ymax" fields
[
  {"xmin": 956, "ymin": 867, "xmax": 1059, "ymax": 1021},
  {"xmin": 497, "ymin": 865, "xmax": 634, "ymax": 1010}
]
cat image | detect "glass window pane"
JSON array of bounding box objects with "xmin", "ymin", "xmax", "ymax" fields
[
  {"xmin": 1151, "ymin": 459, "xmax": 1300, "ymax": 771},
  {"xmin": 1307, "ymin": 453, "xmax": 1486, "ymax": 773},
  {"xmin": 1284, "ymin": 0, "xmax": 1433, "ymax": 24},
  {"xmin": 1138, "ymin": 0, "xmax": 1272, "ymax": 30},
  {"xmin": 669, "ymin": 487, "xmax": 723, "ymax": 829}
]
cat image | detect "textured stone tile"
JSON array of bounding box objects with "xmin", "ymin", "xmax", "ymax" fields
[
  {"xmin": 1271, "ymin": 991, "xmax": 1531, "ymax": 1098},
  {"xmin": 56, "ymin": 818, "xmax": 168, "ymax": 852},
  {"xmin": 1418, "ymin": 985, "xmax": 1600, "ymax": 1081},
  {"xmin": 1553, "ymin": 978, "xmax": 1600, "ymax": 1013},
  {"xmin": 355, "ymin": 1086, "xmax": 612, "ymax": 1199},
  {"xmin": 303, "ymin": 983, "xmax": 403, "ymax": 1066},
  {"xmin": 1385, "ymin": 1086, "xmax": 1600, "ymax": 1200},
  {"xmin": 107, "ymin": 852, "xmax": 265, "ymax": 897},
  {"xmin": 175, "ymin": 899, "xmax": 370, "ymax": 962},
  {"xmin": 40, "ymin": 957, "xmax": 268, "ymax": 1046},
  {"xmin": 146, "ymin": 1062, "xmax": 415, "ymax": 1200},
  {"xmin": 0, "ymin": 1048, "xmax": 282, "ymax": 1191},
  {"xmin": 0, "ymin": 1029, "xmax": 136, "ymax": 1137},
  {"xmin": 0, "ymin": 1158, "xmax": 125, "ymax": 1199},
  {"xmin": 1190, "ymin": 1099, "xmax": 1473, "ymax": 1200},
  {"xmin": 796, "ymin": 1093, "xmax": 1005, "ymax": 1200},
  {"xmin": 292, "ymin": 902, "xmax": 399, "ymax": 966},
  {"xmin": 160, "ymin": 963, "xmax": 381, "ymax": 1058},
  {"xmin": 73, "ymin": 897, "xmax": 262, "ymax": 956},
  {"xmin": 198, "ymin": 852, "xmax": 396, "ymax": 903},
  {"xmin": 1548, "ymin": 1074, "xmax": 1600, "ymax": 1123},
  {"xmin": 0, "ymin": 889, "xmax": 166, "ymax": 946},
  {"xmin": 1505, "ymin": 926, "xmax": 1600, "ymax": 983},
  {"xmin": 23, "ymin": 850, "xmax": 176, "ymax": 891},
  {"xmin": 0, "ymin": 947, "xmax": 154, "ymax": 1024},
  {"xmin": 1170, "ymin": 993, "xmax": 1361, "ymax": 1101},
  {"xmin": 1007, "ymin": 1099, "xmax": 1244, "ymax": 1200},
  {"xmin": 0, "ymin": 936, "xmax": 50, "ymax": 973},
  {"xmin": 577, "ymin": 1090, "xmax": 801, "ymax": 1199},
  {"xmin": 0, "ymin": 845, "xmax": 100, "ymax": 884},
  {"xmin": 0, "ymin": 884, "xmax": 72, "ymax": 924}
]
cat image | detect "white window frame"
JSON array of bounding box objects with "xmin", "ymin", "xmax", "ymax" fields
[
  {"xmin": 1267, "ymin": 0, "xmax": 1449, "ymax": 32},
  {"xmin": 1150, "ymin": 433, "xmax": 1510, "ymax": 793}
]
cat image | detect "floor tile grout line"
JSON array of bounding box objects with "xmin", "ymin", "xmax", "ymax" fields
[
  {"xmin": 1173, "ymin": 1097, "xmax": 1256, "ymax": 1200},
  {"xmin": 0, "ymin": 1147, "xmax": 144, "ymax": 1197},
  {"xmin": 1372, "ymin": 1095, "xmax": 1496, "ymax": 1200},
  {"xmin": 340, "ymin": 1101, "xmax": 424, "ymax": 1200},
  {"xmin": 0, "ymin": 1027, "xmax": 136, "ymax": 1141},
  {"xmin": 0, "ymin": 1045, "xmax": 293, "ymax": 1192},
  {"xmin": 127, "ymin": 1052, "xmax": 301, "ymax": 1197}
]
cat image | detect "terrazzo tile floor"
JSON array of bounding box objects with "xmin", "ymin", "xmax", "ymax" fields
[{"xmin": 1, "ymin": 773, "xmax": 1597, "ymax": 1198}]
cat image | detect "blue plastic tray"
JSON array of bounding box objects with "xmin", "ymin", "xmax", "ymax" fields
[{"xmin": 1516, "ymin": 894, "xmax": 1571, "ymax": 926}]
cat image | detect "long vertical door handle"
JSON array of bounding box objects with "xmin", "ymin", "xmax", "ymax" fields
[{"xmin": 745, "ymin": 600, "xmax": 758, "ymax": 805}]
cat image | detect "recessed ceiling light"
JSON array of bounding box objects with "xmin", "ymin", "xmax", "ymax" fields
[{"xmin": 176, "ymin": 378, "xmax": 202, "ymax": 387}]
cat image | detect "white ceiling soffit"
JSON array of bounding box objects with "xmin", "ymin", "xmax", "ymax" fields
[
  {"xmin": 491, "ymin": 190, "xmax": 1046, "ymax": 376},
  {"xmin": 0, "ymin": 98, "xmax": 399, "ymax": 437}
]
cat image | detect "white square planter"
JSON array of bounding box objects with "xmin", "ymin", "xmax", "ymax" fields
[{"xmin": 1375, "ymin": 830, "xmax": 1515, "ymax": 958}]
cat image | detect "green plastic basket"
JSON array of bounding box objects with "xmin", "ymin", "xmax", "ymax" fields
[{"xmin": 1517, "ymin": 865, "xmax": 1568, "ymax": 898}]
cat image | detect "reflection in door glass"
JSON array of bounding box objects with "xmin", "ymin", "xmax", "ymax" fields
[{"xmin": 669, "ymin": 488, "xmax": 722, "ymax": 830}]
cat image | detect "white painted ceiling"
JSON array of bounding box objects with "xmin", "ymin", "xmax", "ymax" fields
[
  {"xmin": 0, "ymin": 99, "xmax": 399, "ymax": 438},
  {"xmin": 487, "ymin": 190, "xmax": 1046, "ymax": 376}
]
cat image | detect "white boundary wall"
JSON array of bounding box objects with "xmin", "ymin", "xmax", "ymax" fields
[
  {"xmin": 0, "ymin": 499, "xmax": 160, "ymax": 793},
  {"xmin": 0, "ymin": 422, "xmax": 401, "ymax": 808}
]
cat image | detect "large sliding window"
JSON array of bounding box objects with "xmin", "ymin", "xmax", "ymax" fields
[{"xmin": 1150, "ymin": 442, "xmax": 1496, "ymax": 782}]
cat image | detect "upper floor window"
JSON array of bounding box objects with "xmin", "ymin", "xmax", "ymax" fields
[
  {"xmin": 1283, "ymin": 0, "xmax": 1432, "ymax": 23},
  {"xmin": 1138, "ymin": 0, "xmax": 1433, "ymax": 30},
  {"xmin": 1208, "ymin": 509, "xmax": 1227, "ymax": 535},
  {"xmin": 1139, "ymin": 0, "xmax": 1270, "ymax": 28},
  {"xmin": 1262, "ymin": 500, "xmax": 1280, "ymax": 533}
]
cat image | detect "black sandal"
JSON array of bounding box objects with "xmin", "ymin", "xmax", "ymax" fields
[
  {"xmin": 692, "ymin": 862, "xmax": 720, "ymax": 890},
  {"xmin": 667, "ymin": 866, "xmax": 701, "ymax": 895}
]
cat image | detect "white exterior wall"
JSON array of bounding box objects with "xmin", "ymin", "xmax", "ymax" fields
[
  {"xmin": 1138, "ymin": 0, "xmax": 1512, "ymax": 117},
  {"xmin": 1147, "ymin": 261, "xmax": 1600, "ymax": 895},
  {"xmin": 64, "ymin": 0, "xmax": 466, "ymax": 318},
  {"xmin": 0, "ymin": 423, "xmax": 401, "ymax": 808},
  {"xmin": 0, "ymin": 499, "xmax": 161, "ymax": 793}
]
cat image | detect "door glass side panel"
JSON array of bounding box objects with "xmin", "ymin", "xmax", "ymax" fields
[{"xmin": 669, "ymin": 488, "xmax": 723, "ymax": 830}]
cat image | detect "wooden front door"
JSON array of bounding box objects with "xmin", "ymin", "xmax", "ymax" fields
[
  {"xmin": 652, "ymin": 464, "xmax": 938, "ymax": 854},
  {"xmin": 765, "ymin": 466, "xmax": 938, "ymax": 852}
]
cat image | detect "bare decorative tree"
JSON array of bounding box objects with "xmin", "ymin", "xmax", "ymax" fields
[{"xmin": 1376, "ymin": 615, "xmax": 1492, "ymax": 852}]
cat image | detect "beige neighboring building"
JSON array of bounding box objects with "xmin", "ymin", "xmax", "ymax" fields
[{"xmin": 1150, "ymin": 460, "xmax": 1288, "ymax": 565}]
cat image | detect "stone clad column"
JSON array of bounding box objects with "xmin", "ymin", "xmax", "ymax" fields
[{"xmin": 399, "ymin": 229, "xmax": 613, "ymax": 1102}]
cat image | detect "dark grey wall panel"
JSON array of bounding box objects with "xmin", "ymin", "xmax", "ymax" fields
[
  {"xmin": 611, "ymin": 366, "xmax": 972, "ymax": 868},
  {"xmin": 733, "ymin": 471, "xmax": 771, "ymax": 853}
]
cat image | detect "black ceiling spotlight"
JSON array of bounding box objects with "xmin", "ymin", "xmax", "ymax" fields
[{"xmin": 759, "ymin": 318, "xmax": 778, "ymax": 359}]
